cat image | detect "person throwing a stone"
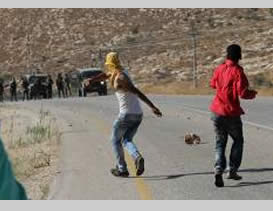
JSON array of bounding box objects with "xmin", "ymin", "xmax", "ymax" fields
[{"xmin": 88, "ymin": 52, "xmax": 162, "ymax": 177}]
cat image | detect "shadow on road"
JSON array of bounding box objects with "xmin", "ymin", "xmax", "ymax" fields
[
  {"xmin": 225, "ymin": 180, "xmax": 273, "ymax": 188},
  {"xmin": 128, "ymin": 172, "xmax": 213, "ymax": 180},
  {"xmin": 127, "ymin": 167, "xmax": 273, "ymax": 181},
  {"xmin": 239, "ymin": 168, "xmax": 273, "ymax": 173},
  {"xmin": 225, "ymin": 168, "xmax": 273, "ymax": 188}
]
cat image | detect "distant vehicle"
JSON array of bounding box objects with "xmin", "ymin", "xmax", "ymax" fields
[
  {"xmin": 26, "ymin": 74, "xmax": 49, "ymax": 99},
  {"xmin": 72, "ymin": 68, "xmax": 107, "ymax": 97}
]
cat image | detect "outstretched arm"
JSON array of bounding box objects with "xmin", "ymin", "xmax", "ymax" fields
[
  {"xmin": 117, "ymin": 73, "xmax": 162, "ymax": 117},
  {"xmin": 87, "ymin": 72, "xmax": 109, "ymax": 83}
]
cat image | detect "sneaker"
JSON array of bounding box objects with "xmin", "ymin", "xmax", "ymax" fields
[
  {"xmin": 226, "ymin": 172, "xmax": 242, "ymax": 180},
  {"xmin": 135, "ymin": 156, "xmax": 145, "ymax": 176},
  {"xmin": 214, "ymin": 174, "xmax": 224, "ymax": 187},
  {"xmin": 110, "ymin": 167, "xmax": 129, "ymax": 177}
]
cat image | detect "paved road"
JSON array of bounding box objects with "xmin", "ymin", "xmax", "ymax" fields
[{"xmin": 13, "ymin": 95, "xmax": 273, "ymax": 199}]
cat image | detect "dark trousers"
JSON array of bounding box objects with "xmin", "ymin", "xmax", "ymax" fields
[
  {"xmin": 23, "ymin": 90, "xmax": 29, "ymax": 101},
  {"xmin": 211, "ymin": 112, "xmax": 244, "ymax": 174},
  {"xmin": 58, "ymin": 88, "xmax": 65, "ymax": 98},
  {"xmin": 10, "ymin": 90, "xmax": 17, "ymax": 101},
  {"xmin": 65, "ymin": 85, "xmax": 72, "ymax": 97},
  {"xmin": 48, "ymin": 87, "xmax": 53, "ymax": 99}
]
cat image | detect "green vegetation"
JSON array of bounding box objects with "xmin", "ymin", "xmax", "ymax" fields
[{"xmin": 2, "ymin": 106, "xmax": 61, "ymax": 199}]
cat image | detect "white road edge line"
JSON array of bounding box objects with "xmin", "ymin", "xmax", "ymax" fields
[{"xmin": 181, "ymin": 105, "xmax": 273, "ymax": 132}]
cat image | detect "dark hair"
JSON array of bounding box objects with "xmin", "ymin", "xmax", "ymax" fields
[{"xmin": 226, "ymin": 44, "xmax": 242, "ymax": 62}]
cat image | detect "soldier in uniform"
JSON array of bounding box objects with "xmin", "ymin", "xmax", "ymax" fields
[
  {"xmin": 0, "ymin": 79, "xmax": 4, "ymax": 102},
  {"xmin": 10, "ymin": 77, "xmax": 17, "ymax": 102},
  {"xmin": 21, "ymin": 77, "xmax": 29, "ymax": 101},
  {"xmin": 64, "ymin": 73, "xmax": 72, "ymax": 97},
  {"xmin": 56, "ymin": 73, "xmax": 65, "ymax": 98},
  {"xmin": 47, "ymin": 74, "xmax": 54, "ymax": 99}
]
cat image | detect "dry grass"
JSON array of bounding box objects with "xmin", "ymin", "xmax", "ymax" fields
[
  {"xmin": 255, "ymin": 88, "xmax": 273, "ymax": 96},
  {"xmin": 0, "ymin": 105, "xmax": 61, "ymax": 200},
  {"xmin": 140, "ymin": 79, "xmax": 215, "ymax": 95},
  {"xmin": 140, "ymin": 77, "xmax": 273, "ymax": 96}
]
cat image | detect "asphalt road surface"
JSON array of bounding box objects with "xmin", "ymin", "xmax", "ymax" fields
[{"xmin": 10, "ymin": 95, "xmax": 273, "ymax": 199}]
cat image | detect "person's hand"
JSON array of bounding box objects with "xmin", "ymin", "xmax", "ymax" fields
[
  {"xmin": 88, "ymin": 78, "xmax": 93, "ymax": 85},
  {"xmin": 84, "ymin": 78, "xmax": 93, "ymax": 86},
  {"xmin": 83, "ymin": 79, "xmax": 88, "ymax": 87},
  {"xmin": 88, "ymin": 77, "xmax": 97, "ymax": 85},
  {"xmin": 152, "ymin": 106, "xmax": 162, "ymax": 117}
]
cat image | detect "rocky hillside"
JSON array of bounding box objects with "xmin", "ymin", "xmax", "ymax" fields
[{"xmin": 0, "ymin": 8, "xmax": 273, "ymax": 90}]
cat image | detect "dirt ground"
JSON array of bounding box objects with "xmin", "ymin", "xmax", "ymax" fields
[
  {"xmin": 0, "ymin": 103, "xmax": 61, "ymax": 200},
  {"xmin": 140, "ymin": 80, "xmax": 273, "ymax": 96}
]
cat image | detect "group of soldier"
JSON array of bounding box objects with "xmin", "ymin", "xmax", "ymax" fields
[{"xmin": 0, "ymin": 72, "xmax": 72, "ymax": 102}]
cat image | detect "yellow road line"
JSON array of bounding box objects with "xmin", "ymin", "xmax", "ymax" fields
[
  {"xmin": 125, "ymin": 152, "xmax": 153, "ymax": 200},
  {"xmin": 92, "ymin": 115, "xmax": 153, "ymax": 200}
]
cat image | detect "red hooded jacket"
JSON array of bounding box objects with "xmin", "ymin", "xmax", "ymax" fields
[{"xmin": 210, "ymin": 59, "xmax": 257, "ymax": 116}]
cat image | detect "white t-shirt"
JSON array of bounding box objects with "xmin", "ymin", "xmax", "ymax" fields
[{"xmin": 115, "ymin": 70, "xmax": 143, "ymax": 115}]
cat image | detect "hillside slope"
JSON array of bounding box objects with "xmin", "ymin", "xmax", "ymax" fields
[{"xmin": 0, "ymin": 8, "xmax": 272, "ymax": 92}]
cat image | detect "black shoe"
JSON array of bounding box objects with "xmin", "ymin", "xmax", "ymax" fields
[
  {"xmin": 214, "ymin": 174, "xmax": 224, "ymax": 187},
  {"xmin": 135, "ymin": 156, "xmax": 145, "ymax": 176},
  {"xmin": 110, "ymin": 168, "xmax": 129, "ymax": 177},
  {"xmin": 226, "ymin": 172, "xmax": 242, "ymax": 180}
]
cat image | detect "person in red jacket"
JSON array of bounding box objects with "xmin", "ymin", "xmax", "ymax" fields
[{"xmin": 210, "ymin": 44, "xmax": 257, "ymax": 187}]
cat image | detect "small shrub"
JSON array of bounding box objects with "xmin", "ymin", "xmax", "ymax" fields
[
  {"xmin": 126, "ymin": 36, "xmax": 136, "ymax": 43},
  {"xmin": 33, "ymin": 150, "xmax": 51, "ymax": 169},
  {"xmin": 131, "ymin": 25, "xmax": 140, "ymax": 34},
  {"xmin": 246, "ymin": 8, "xmax": 262, "ymax": 21},
  {"xmin": 252, "ymin": 73, "xmax": 273, "ymax": 88},
  {"xmin": 40, "ymin": 184, "xmax": 50, "ymax": 200},
  {"xmin": 270, "ymin": 8, "xmax": 273, "ymax": 16},
  {"xmin": 26, "ymin": 124, "xmax": 50, "ymax": 144},
  {"xmin": 207, "ymin": 17, "xmax": 215, "ymax": 28}
]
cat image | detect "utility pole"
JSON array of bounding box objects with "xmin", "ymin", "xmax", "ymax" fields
[
  {"xmin": 26, "ymin": 33, "xmax": 30, "ymax": 71},
  {"xmin": 98, "ymin": 49, "xmax": 103, "ymax": 68},
  {"xmin": 25, "ymin": 10, "xmax": 32, "ymax": 74},
  {"xmin": 188, "ymin": 21, "xmax": 199, "ymax": 88},
  {"xmin": 126, "ymin": 59, "xmax": 130, "ymax": 69}
]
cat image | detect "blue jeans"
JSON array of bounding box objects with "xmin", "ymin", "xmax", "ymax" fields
[
  {"xmin": 211, "ymin": 113, "xmax": 244, "ymax": 175},
  {"xmin": 111, "ymin": 113, "xmax": 143, "ymax": 172}
]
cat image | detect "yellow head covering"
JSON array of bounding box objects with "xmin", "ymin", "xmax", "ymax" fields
[
  {"xmin": 105, "ymin": 52, "xmax": 123, "ymax": 88},
  {"xmin": 105, "ymin": 52, "xmax": 123, "ymax": 72}
]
